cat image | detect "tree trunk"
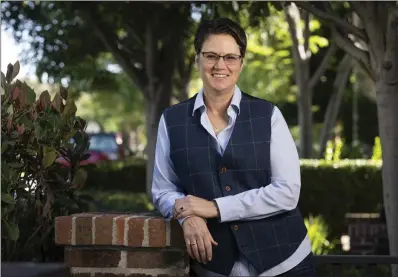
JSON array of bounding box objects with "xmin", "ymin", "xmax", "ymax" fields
[
  {"xmin": 285, "ymin": 4, "xmax": 313, "ymax": 158},
  {"xmin": 376, "ymin": 81, "xmax": 398, "ymax": 276},
  {"xmin": 319, "ymin": 54, "xmax": 352, "ymax": 158},
  {"xmin": 376, "ymin": 8, "xmax": 398, "ymax": 276},
  {"xmin": 145, "ymin": 82, "xmax": 172, "ymax": 197},
  {"xmin": 298, "ymin": 77, "xmax": 313, "ymax": 158}
]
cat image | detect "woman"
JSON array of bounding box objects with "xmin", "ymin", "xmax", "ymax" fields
[{"xmin": 152, "ymin": 17, "xmax": 316, "ymax": 277}]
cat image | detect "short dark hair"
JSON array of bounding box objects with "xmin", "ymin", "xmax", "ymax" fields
[{"xmin": 194, "ymin": 18, "xmax": 247, "ymax": 57}]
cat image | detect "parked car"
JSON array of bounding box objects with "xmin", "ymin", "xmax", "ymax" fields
[
  {"xmin": 56, "ymin": 132, "xmax": 133, "ymax": 167},
  {"xmin": 88, "ymin": 132, "xmax": 129, "ymax": 161}
]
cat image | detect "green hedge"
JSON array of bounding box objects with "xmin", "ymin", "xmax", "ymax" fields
[
  {"xmin": 84, "ymin": 159, "xmax": 383, "ymax": 238},
  {"xmin": 299, "ymin": 159, "xmax": 383, "ymax": 238}
]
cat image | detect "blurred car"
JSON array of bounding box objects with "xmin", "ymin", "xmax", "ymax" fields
[
  {"xmin": 56, "ymin": 132, "xmax": 133, "ymax": 167},
  {"xmin": 88, "ymin": 132, "xmax": 130, "ymax": 161}
]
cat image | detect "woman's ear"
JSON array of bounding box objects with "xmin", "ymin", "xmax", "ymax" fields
[{"xmin": 239, "ymin": 60, "xmax": 244, "ymax": 73}]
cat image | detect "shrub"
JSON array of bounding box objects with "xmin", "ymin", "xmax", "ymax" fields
[
  {"xmin": 299, "ymin": 159, "xmax": 382, "ymax": 238},
  {"xmin": 1, "ymin": 62, "xmax": 91, "ymax": 261},
  {"xmin": 83, "ymin": 157, "xmax": 383, "ymax": 242}
]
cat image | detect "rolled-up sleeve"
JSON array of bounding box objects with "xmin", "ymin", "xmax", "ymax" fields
[
  {"xmin": 214, "ymin": 106, "xmax": 301, "ymax": 222},
  {"xmin": 151, "ymin": 114, "xmax": 186, "ymax": 223}
]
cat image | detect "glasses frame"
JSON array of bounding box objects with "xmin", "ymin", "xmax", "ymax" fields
[{"xmin": 200, "ymin": 51, "xmax": 242, "ymax": 65}]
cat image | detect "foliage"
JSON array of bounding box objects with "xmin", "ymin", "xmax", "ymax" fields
[
  {"xmin": 371, "ymin": 136, "xmax": 382, "ymax": 161},
  {"xmin": 304, "ymin": 215, "xmax": 336, "ymax": 255},
  {"xmin": 78, "ymin": 190, "xmax": 154, "ymax": 213},
  {"xmin": 324, "ymin": 137, "xmax": 343, "ymax": 162},
  {"xmin": 75, "ymin": 71, "xmax": 144, "ymax": 133},
  {"xmin": 300, "ymin": 159, "xmax": 382, "ymax": 238},
  {"xmin": 84, "ymin": 156, "xmax": 383, "ymax": 242},
  {"xmin": 1, "ymin": 61, "xmax": 91, "ymax": 261}
]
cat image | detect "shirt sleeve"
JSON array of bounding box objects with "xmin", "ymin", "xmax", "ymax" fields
[
  {"xmin": 151, "ymin": 114, "xmax": 188, "ymax": 224},
  {"xmin": 213, "ymin": 106, "xmax": 301, "ymax": 222}
]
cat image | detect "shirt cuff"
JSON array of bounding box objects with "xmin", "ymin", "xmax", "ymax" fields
[{"xmin": 214, "ymin": 196, "xmax": 239, "ymax": 222}]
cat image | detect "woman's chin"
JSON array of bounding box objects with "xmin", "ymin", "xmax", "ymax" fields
[{"xmin": 209, "ymin": 82, "xmax": 233, "ymax": 93}]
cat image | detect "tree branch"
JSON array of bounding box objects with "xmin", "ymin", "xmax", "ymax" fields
[
  {"xmin": 351, "ymin": 2, "xmax": 385, "ymax": 70},
  {"xmin": 83, "ymin": 8, "xmax": 148, "ymax": 99},
  {"xmin": 284, "ymin": 5, "xmax": 301, "ymax": 63},
  {"xmin": 145, "ymin": 22, "xmax": 156, "ymax": 100},
  {"xmin": 318, "ymin": 53, "xmax": 353, "ymax": 158},
  {"xmin": 308, "ymin": 43, "xmax": 338, "ymax": 89},
  {"xmin": 331, "ymin": 27, "xmax": 374, "ymax": 81},
  {"xmin": 303, "ymin": 10, "xmax": 310, "ymax": 54},
  {"xmin": 295, "ymin": 1, "xmax": 368, "ymax": 42}
]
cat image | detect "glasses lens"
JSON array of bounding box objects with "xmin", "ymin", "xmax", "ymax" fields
[
  {"xmin": 224, "ymin": 55, "xmax": 240, "ymax": 65},
  {"xmin": 204, "ymin": 53, "xmax": 219, "ymax": 62}
]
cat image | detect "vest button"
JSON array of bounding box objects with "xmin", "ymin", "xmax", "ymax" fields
[
  {"xmin": 233, "ymin": 225, "xmax": 239, "ymax": 231},
  {"xmin": 220, "ymin": 167, "xmax": 227, "ymax": 173},
  {"xmin": 225, "ymin": 186, "xmax": 231, "ymax": 191}
]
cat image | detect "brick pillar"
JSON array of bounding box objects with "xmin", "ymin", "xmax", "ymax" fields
[{"xmin": 55, "ymin": 213, "xmax": 189, "ymax": 277}]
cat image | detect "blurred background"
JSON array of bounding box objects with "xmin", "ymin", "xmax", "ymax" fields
[{"xmin": 1, "ymin": 1, "xmax": 396, "ymax": 276}]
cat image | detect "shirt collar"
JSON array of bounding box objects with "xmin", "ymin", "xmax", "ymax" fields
[{"xmin": 192, "ymin": 85, "xmax": 242, "ymax": 116}]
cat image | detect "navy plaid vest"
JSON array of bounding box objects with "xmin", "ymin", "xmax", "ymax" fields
[{"xmin": 163, "ymin": 92, "xmax": 308, "ymax": 275}]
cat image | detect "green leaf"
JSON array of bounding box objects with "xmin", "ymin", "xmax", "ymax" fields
[
  {"xmin": 51, "ymin": 93, "xmax": 63, "ymax": 113},
  {"xmin": 34, "ymin": 122, "xmax": 45, "ymax": 140},
  {"xmin": 60, "ymin": 86, "xmax": 68, "ymax": 100},
  {"xmin": 63, "ymin": 129, "xmax": 77, "ymax": 142},
  {"xmin": 43, "ymin": 146, "xmax": 57, "ymax": 168},
  {"xmin": 4, "ymin": 220, "xmax": 19, "ymax": 241},
  {"xmin": 63, "ymin": 98, "xmax": 77, "ymax": 118},
  {"xmin": 72, "ymin": 168, "xmax": 88, "ymax": 189},
  {"xmin": 6, "ymin": 63, "xmax": 13, "ymax": 83},
  {"xmin": 39, "ymin": 90, "xmax": 51, "ymax": 110},
  {"xmin": 1, "ymin": 193, "xmax": 16, "ymax": 204},
  {"xmin": 1, "ymin": 71, "xmax": 6, "ymax": 89},
  {"xmin": 23, "ymin": 82, "xmax": 36, "ymax": 105},
  {"xmin": 19, "ymin": 115, "xmax": 33, "ymax": 130},
  {"xmin": 1, "ymin": 143, "xmax": 9, "ymax": 154},
  {"xmin": 8, "ymin": 162, "xmax": 23, "ymax": 168},
  {"xmin": 11, "ymin": 61, "xmax": 20, "ymax": 81}
]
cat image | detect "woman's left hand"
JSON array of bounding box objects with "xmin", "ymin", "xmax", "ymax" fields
[{"xmin": 174, "ymin": 195, "xmax": 219, "ymax": 219}]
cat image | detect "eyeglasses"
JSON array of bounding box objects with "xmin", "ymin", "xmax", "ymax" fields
[{"xmin": 200, "ymin": 52, "xmax": 242, "ymax": 65}]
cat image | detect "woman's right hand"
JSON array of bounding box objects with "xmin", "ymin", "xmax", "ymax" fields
[{"xmin": 182, "ymin": 216, "xmax": 218, "ymax": 264}]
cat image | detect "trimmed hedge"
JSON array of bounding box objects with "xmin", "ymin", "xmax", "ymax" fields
[
  {"xmin": 299, "ymin": 159, "xmax": 383, "ymax": 238},
  {"xmin": 84, "ymin": 159, "xmax": 383, "ymax": 238}
]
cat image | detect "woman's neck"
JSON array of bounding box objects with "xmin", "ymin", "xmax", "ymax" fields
[{"xmin": 203, "ymin": 87, "xmax": 234, "ymax": 116}]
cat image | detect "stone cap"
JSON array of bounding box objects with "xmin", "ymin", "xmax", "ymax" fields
[{"xmin": 55, "ymin": 213, "xmax": 185, "ymax": 248}]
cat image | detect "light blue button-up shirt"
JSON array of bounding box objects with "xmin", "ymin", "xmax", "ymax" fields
[{"xmin": 152, "ymin": 86, "xmax": 311, "ymax": 276}]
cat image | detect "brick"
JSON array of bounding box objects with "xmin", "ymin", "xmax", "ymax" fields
[
  {"xmin": 55, "ymin": 216, "xmax": 72, "ymax": 245},
  {"xmin": 65, "ymin": 248, "xmax": 120, "ymax": 267},
  {"xmin": 170, "ymin": 220, "xmax": 185, "ymax": 248},
  {"xmin": 75, "ymin": 216, "xmax": 93, "ymax": 245},
  {"xmin": 55, "ymin": 214, "xmax": 187, "ymax": 248},
  {"xmin": 94, "ymin": 215, "xmax": 114, "ymax": 245},
  {"xmin": 148, "ymin": 218, "xmax": 166, "ymax": 247},
  {"xmin": 114, "ymin": 215, "xmax": 126, "ymax": 245},
  {"xmin": 126, "ymin": 249, "xmax": 188, "ymax": 269},
  {"xmin": 126, "ymin": 217, "xmax": 145, "ymax": 247}
]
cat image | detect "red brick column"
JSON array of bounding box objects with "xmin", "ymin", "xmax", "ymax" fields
[{"xmin": 55, "ymin": 213, "xmax": 189, "ymax": 277}]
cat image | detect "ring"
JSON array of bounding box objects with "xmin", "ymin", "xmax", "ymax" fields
[{"xmin": 190, "ymin": 243, "xmax": 197, "ymax": 246}]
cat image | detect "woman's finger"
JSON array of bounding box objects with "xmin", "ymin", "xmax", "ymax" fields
[
  {"xmin": 196, "ymin": 236, "xmax": 207, "ymax": 264},
  {"xmin": 176, "ymin": 210, "xmax": 192, "ymax": 219},
  {"xmin": 185, "ymin": 239, "xmax": 194, "ymax": 260},
  {"xmin": 190, "ymin": 241, "xmax": 201, "ymax": 263},
  {"xmin": 203, "ymin": 234, "xmax": 213, "ymax": 262}
]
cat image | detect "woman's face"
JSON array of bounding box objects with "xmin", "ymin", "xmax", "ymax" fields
[{"xmin": 197, "ymin": 34, "xmax": 243, "ymax": 95}]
